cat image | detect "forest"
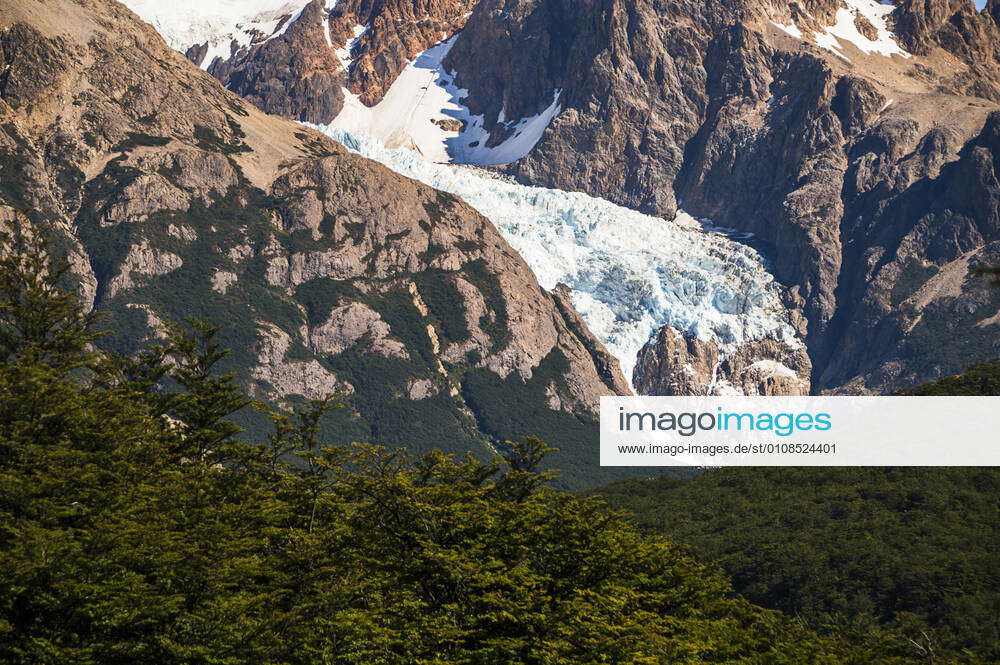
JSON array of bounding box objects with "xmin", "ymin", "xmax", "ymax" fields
[{"xmin": 0, "ymin": 225, "xmax": 996, "ymax": 664}]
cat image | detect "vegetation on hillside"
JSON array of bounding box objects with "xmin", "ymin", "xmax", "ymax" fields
[
  {"xmin": 897, "ymin": 357, "xmax": 1000, "ymax": 395},
  {"xmin": 0, "ymin": 222, "xmax": 914, "ymax": 663},
  {"xmin": 592, "ymin": 467, "xmax": 1000, "ymax": 663}
]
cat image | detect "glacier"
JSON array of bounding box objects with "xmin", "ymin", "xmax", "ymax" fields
[
  {"xmin": 120, "ymin": 0, "xmax": 326, "ymax": 69},
  {"xmin": 117, "ymin": 0, "xmax": 803, "ymax": 387},
  {"xmin": 313, "ymin": 127, "xmax": 803, "ymax": 386}
]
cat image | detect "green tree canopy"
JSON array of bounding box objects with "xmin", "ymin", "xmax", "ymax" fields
[{"xmin": 0, "ymin": 217, "xmax": 952, "ymax": 664}]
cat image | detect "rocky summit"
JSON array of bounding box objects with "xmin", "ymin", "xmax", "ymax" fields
[{"xmin": 0, "ymin": 0, "xmax": 634, "ymax": 489}]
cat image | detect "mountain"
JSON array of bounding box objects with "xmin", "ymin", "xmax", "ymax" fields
[
  {"xmin": 325, "ymin": 129, "xmax": 810, "ymax": 394},
  {"xmin": 444, "ymin": 0, "xmax": 1000, "ymax": 394},
  {"xmin": 130, "ymin": 0, "xmax": 479, "ymax": 123},
  {"xmin": 0, "ymin": 0, "xmax": 634, "ymax": 489},
  {"xmin": 137, "ymin": 0, "xmax": 1000, "ymax": 395}
]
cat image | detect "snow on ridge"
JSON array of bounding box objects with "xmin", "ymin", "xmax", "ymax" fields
[
  {"xmin": 120, "ymin": 0, "xmax": 313, "ymax": 68},
  {"xmin": 823, "ymin": 0, "xmax": 910, "ymax": 59},
  {"xmin": 312, "ymin": 127, "xmax": 802, "ymax": 385},
  {"xmin": 328, "ymin": 36, "xmax": 561, "ymax": 166},
  {"xmin": 334, "ymin": 24, "xmax": 368, "ymax": 68},
  {"xmin": 770, "ymin": 0, "xmax": 910, "ymax": 61},
  {"xmin": 771, "ymin": 20, "xmax": 803, "ymax": 39}
]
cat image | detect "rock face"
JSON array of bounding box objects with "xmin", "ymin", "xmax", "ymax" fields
[
  {"xmin": 893, "ymin": 0, "xmax": 1000, "ymax": 99},
  {"xmin": 329, "ymin": 0, "xmax": 479, "ymax": 106},
  {"xmin": 443, "ymin": 0, "xmax": 1000, "ymax": 393},
  {"xmin": 0, "ymin": 0, "xmax": 629, "ymax": 487},
  {"xmin": 208, "ymin": 0, "xmax": 346, "ymax": 123},
  {"xmin": 634, "ymin": 326, "xmax": 811, "ymax": 396},
  {"xmin": 187, "ymin": 0, "xmax": 478, "ymax": 122}
]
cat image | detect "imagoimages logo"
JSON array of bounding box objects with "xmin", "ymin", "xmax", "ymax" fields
[
  {"xmin": 618, "ymin": 406, "xmax": 832, "ymax": 437},
  {"xmin": 600, "ymin": 396, "xmax": 1000, "ymax": 467}
]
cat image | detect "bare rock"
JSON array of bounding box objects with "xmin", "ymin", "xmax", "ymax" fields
[
  {"xmin": 406, "ymin": 378, "xmax": 439, "ymax": 400},
  {"xmin": 210, "ymin": 270, "xmax": 237, "ymax": 294},
  {"xmin": 854, "ymin": 14, "xmax": 879, "ymax": 42},
  {"xmin": 251, "ymin": 322, "xmax": 353, "ymax": 401},
  {"xmin": 633, "ymin": 326, "xmax": 721, "ymax": 396},
  {"xmin": 308, "ymin": 302, "xmax": 408, "ymax": 359},
  {"xmin": 550, "ymin": 284, "xmax": 631, "ymax": 396},
  {"xmin": 209, "ymin": 0, "xmax": 346, "ymax": 123},
  {"xmin": 329, "ymin": 0, "xmax": 479, "ymax": 106},
  {"xmin": 101, "ymin": 174, "xmax": 189, "ymax": 226},
  {"xmin": 105, "ymin": 241, "xmax": 182, "ymax": 299},
  {"xmin": 634, "ymin": 326, "xmax": 810, "ymax": 396}
]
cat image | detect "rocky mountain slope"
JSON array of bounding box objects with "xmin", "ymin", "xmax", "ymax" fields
[
  {"xmin": 0, "ymin": 0, "xmax": 632, "ymax": 488},
  {"xmin": 155, "ymin": 0, "xmax": 479, "ymax": 122},
  {"xmin": 326, "ymin": 0, "xmax": 479, "ymax": 106},
  {"xmin": 327, "ymin": 129, "xmax": 810, "ymax": 395},
  {"xmin": 120, "ymin": 0, "xmax": 1000, "ymax": 396},
  {"xmin": 443, "ymin": 0, "xmax": 1000, "ymax": 393}
]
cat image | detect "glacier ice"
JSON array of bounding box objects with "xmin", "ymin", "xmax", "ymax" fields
[
  {"xmin": 313, "ymin": 127, "xmax": 803, "ymax": 386},
  {"xmin": 120, "ymin": 0, "xmax": 314, "ymax": 66}
]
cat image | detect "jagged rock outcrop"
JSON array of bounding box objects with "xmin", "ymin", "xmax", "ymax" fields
[
  {"xmin": 185, "ymin": 0, "xmax": 478, "ymax": 121},
  {"xmin": 444, "ymin": 0, "xmax": 1000, "ymax": 393},
  {"xmin": 329, "ymin": 0, "xmax": 479, "ymax": 106},
  {"xmin": 0, "ymin": 0, "xmax": 630, "ymax": 487},
  {"xmin": 550, "ymin": 284, "xmax": 633, "ymax": 396},
  {"xmin": 634, "ymin": 326, "xmax": 811, "ymax": 396},
  {"xmin": 208, "ymin": 0, "xmax": 345, "ymax": 123},
  {"xmin": 893, "ymin": 0, "xmax": 1000, "ymax": 100}
]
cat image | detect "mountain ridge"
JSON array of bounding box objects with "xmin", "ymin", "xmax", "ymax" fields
[
  {"xmin": 0, "ymin": 0, "xmax": 632, "ymax": 488},
  {"xmin": 121, "ymin": 0, "xmax": 1000, "ymax": 395}
]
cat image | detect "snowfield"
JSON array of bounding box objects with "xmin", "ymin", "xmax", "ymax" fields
[
  {"xmin": 315, "ymin": 128, "xmax": 802, "ymax": 385},
  {"xmin": 329, "ymin": 36, "xmax": 561, "ymax": 165},
  {"xmin": 121, "ymin": 0, "xmax": 316, "ymax": 66},
  {"xmin": 771, "ymin": 0, "xmax": 911, "ymax": 62}
]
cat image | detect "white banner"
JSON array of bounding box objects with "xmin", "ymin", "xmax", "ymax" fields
[{"xmin": 600, "ymin": 396, "xmax": 1000, "ymax": 466}]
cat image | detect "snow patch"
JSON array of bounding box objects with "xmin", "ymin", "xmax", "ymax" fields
[
  {"xmin": 770, "ymin": 0, "xmax": 910, "ymax": 61},
  {"xmin": 335, "ymin": 24, "xmax": 368, "ymax": 68},
  {"xmin": 313, "ymin": 128, "xmax": 802, "ymax": 384},
  {"xmin": 821, "ymin": 0, "xmax": 910, "ymax": 59},
  {"xmin": 328, "ymin": 36, "xmax": 560, "ymax": 165},
  {"xmin": 771, "ymin": 20, "xmax": 803, "ymax": 39},
  {"xmin": 746, "ymin": 359, "xmax": 800, "ymax": 379},
  {"xmin": 120, "ymin": 0, "xmax": 313, "ymax": 68},
  {"xmin": 448, "ymin": 90, "xmax": 562, "ymax": 165}
]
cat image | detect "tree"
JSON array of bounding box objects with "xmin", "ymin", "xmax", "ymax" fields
[{"xmin": 0, "ymin": 221, "xmax": 930, "ymax": 663}]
